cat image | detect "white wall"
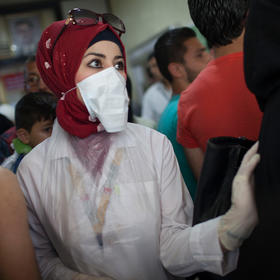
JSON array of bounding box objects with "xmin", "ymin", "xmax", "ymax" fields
[{"xmin": 110, "ymin": 0, "xmax": 193, "ymax": 52}]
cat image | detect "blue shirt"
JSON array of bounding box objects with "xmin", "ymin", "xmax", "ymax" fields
[{"xmin": 158, "ymin": 95, "xmax": 197, "ymax": 200}]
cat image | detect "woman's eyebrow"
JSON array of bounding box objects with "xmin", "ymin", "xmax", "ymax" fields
[
  {"xmin": 114, "ymin": 55, "xmax": 124, "ymax": 60},
  {"xmin": 84, "ymin": 52, "xmax": 105, "ymax": 58}
]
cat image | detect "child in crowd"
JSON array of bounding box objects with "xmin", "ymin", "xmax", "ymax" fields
[{"xmin": 1, "ymin": 91, "xmax": 57, "ymax": 173}]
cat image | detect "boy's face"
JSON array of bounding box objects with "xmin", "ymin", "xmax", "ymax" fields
[{"xmin": 28, "ymin": 119, "xmax": 54, "ymax": 148}]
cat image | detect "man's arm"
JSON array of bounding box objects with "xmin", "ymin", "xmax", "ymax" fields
[
  {"xmin": 0, "ymin": 167, "xmax": 41, "ymax": 280},
  {"xmin": 183, "ymin": 147, "xmax": 204, "ymax": 181}
]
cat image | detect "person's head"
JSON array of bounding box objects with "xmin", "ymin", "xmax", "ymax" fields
[
  {"xmin": 154, "ymin": 27, "xmax": 210, "ymax": 85},
  {"xmin": 24, "ymin": 55, "xmax": 52, "ymax": 94},
  {"xmin": 188, "ymin": 0, "xmax": 249, "ymax": 48},
  {"xmin": 15, "ymin": 91, "xmax": 57, "ymax": 148},
  {"xmin": 146, "ymin": 52, "xmax": 163, "ymax": 83},
  {"xmin": 36, "ymin": 8, "xmax": 127, "ymax": 137},
  {"xmin": 74, "ymin": 29, "xmax": 126, "ymax": 103}
]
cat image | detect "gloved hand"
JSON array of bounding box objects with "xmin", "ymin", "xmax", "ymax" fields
[{"xmin": 218, "ymin": 141, "xmax": 260, "ymax": 251}]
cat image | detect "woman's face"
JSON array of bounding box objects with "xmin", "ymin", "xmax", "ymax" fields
[{"xmin": 75, "ymin": 40, "xmax": 125, "ymax": 103}]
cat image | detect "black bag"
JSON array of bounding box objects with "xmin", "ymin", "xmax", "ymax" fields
[
  {"xmin": 193, "ymin": 136, "xmax": 255, "ymax": 225},
  {"xmin": 191, "ymin": 136, "xmax": 255, "ymax": 280}
]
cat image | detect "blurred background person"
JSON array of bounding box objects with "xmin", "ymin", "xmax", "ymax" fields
[
  {"xmin": 177, "ymin": 0, "xmax": 262, "ymax": 180},
  {"xmin": 24, "ymin": 55, "xmax": 52, "ymax": 94},
  {"xmin": 155, "ymin": 27, "xmax": 210, "ymax": 200},
  {"xmin": 141, "ymin": 52, "xmax": 172, "ymax": 127},
  {"xmin": 127, "ymin": 74, "xmax": 156, "ymax": 128},
  {"xmin": 177, "ymin": 1, "xmax": 263, "ymax": 279}
]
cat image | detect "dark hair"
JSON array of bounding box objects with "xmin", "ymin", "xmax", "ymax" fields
[
  {"xmin": 15, "ymin": 92, "xmax": 57, "ymax": 131},
  {"xmin": 126, "ymin": 75, "xmax": 134, "ymax": 123},
  {"xmin": 147, "ymin": 52, "xmax": 155, "ymax": 62},
  {"xmin": 24, "ymin": 54, "xmax": 36, "ymax": 64},
  {"xmin": 188, "ymin": 0, "xmax": 249, "ymax": 48},
  {"xmin": 154, "ymin": 27, "xmax": 196, "ymax": 82},
  {"xmin": 0, "ymin": 114, "xmax": 13, "ymax": 134}
]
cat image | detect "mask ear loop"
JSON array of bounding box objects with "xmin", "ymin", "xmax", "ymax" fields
[
  {"xmin": 60, "ymin": 86, "xmax": 77, "ymax": 100},
  {"xmin": 61, "ymin": 86, "xmax": 98, "ymax": 122}
]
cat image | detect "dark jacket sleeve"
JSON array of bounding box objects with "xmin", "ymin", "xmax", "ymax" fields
[{"xmin": 244, "ymin": 0, "xmax": 280, "ymax": 111}]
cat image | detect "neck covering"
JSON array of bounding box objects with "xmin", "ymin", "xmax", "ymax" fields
[{"xmin": 36, "ymin": 20, "xmax": 126, "ymax": 138}]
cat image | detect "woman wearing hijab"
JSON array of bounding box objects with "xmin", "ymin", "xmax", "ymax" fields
[
  {"xmin": 0, "ymin": 167, "xmax": 41, "ymax": 280},
  {"xmin": 16, "ymin": 8, "xmax": 259, "ymax": 280}
]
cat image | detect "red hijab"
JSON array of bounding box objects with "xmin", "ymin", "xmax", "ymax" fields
[{"xmin": 36, "ymin": 20, "xmax": 126, "ymax": 138}]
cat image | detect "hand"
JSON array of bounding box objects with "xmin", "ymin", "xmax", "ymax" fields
[{"xmin": 218, "ymin": 141, "xmax": 260, "ymax": 251}]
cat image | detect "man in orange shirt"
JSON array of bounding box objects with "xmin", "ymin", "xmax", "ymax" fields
[{"xmin": 177, "ymin": 0, "xmax": 263, "ymax": 180}]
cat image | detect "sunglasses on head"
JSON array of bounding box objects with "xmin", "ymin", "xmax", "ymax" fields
[{"xmin": 51, "ymin": 8, "xmax": 126, "ymax": 61}]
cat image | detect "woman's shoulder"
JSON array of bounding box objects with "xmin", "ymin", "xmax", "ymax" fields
[
  {"xmin": 125, "ymin": 122, "xmax": 170, "ymax": 151},
  {"xmin": 18, "ymin": 137, "xmax": 50, "ymax": 170},
  {"xmin": 127, "ymin": 122, "xmax": 166, "ymax": 138}
]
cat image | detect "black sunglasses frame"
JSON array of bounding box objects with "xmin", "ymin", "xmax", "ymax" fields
[{"xmin": 50, "ymin": 8, "xmax": 125, "ymax": 62}]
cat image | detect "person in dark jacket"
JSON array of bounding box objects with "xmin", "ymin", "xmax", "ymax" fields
[{"xmin": 243, "ymin": 0, "xmax": 280, "ymax": 277}]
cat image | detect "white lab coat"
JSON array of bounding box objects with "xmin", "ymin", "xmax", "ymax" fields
[{"xmin": 17, "ymin": 120, "xmax": 237, "ymax": 280}]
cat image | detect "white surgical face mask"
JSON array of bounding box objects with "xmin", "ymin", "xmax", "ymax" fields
[{"xmin": 77, "ymin": 67, "xmax": 129, "ymax": 133}]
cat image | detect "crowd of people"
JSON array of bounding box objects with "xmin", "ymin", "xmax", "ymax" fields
[{"xmin": 0, "ymin": 0, "xmax": 276, "ymax": 279}]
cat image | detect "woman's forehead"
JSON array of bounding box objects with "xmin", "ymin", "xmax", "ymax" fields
[{"xmin": 84, "ymin": 40, "xmax": 123, "ymax": 56}]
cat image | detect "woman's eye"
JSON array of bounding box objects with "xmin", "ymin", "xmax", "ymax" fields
[
  {"xmin": 89, "ymin": 59, "xmax": 101, "ymax": 68},
  {"xmin": 114, "ymin": 61, "xmax": 124, "ymax": 71}
]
